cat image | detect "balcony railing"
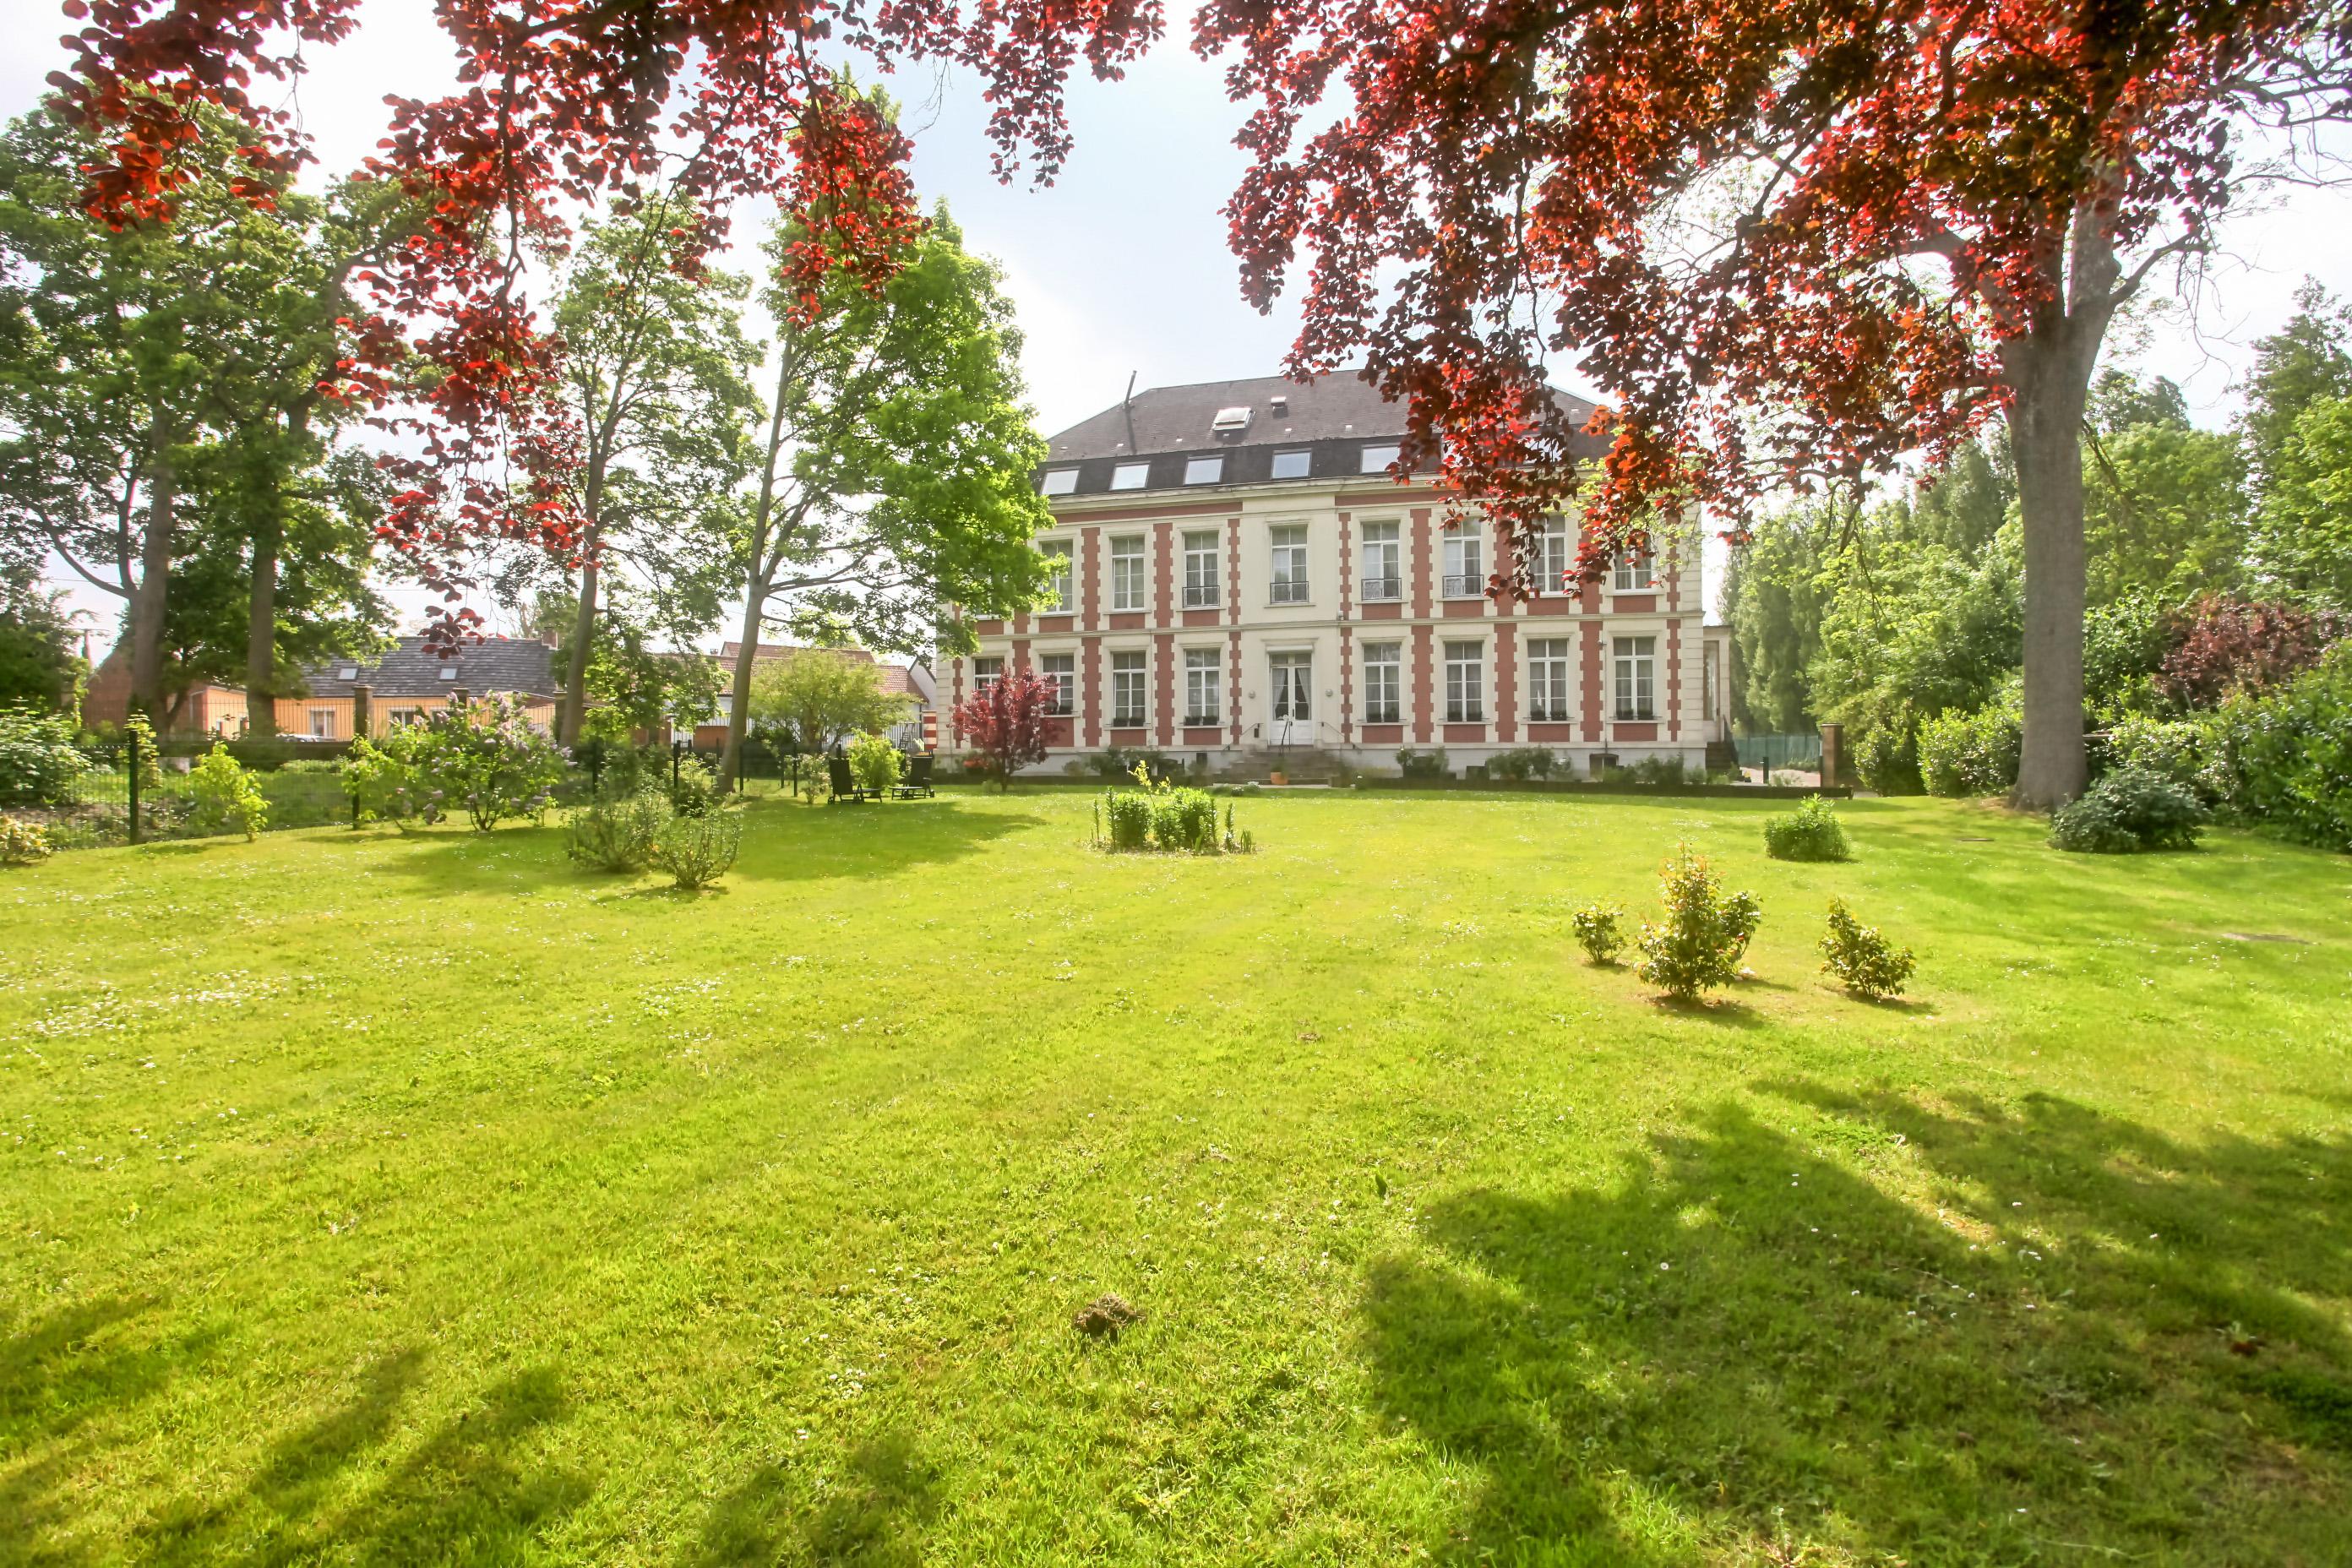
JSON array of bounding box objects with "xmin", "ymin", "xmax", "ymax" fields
[
  {"xmin": 1270, "ymin": 579, "xmax": 1310, "ymax": 605},
  {"xmin": 1359, "ymin": 574, "xmax": 1402, "ymax": 601},
  {"xmin": 1441, "ymin": 574, "xmax": 1486, "ymax": 598},
  {"xmin": 1183, "ymin": 583, "xmax": 1218, "ymax": 608}
]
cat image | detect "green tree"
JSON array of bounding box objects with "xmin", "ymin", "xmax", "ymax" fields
[
  {"xmin": 1723, "ymin": 504, "xmax": 1835, "ymax": 733},
  {"xmin": 719, "ymin": 190, "xmax": 1054, "ymax": 787},
  {"xmin": 746, "ymin": 653, "xmax": 910, "ymax": 765},
  {"xmin": 544, "ymin": 198, "xmax": 760, "ymax": 746},
  {"xmin": 0, "ymin": 554, "xmax": 80, "ymax": 712},
  {"xmin": 2081, "ymin": 372, "xmax": 2248, "ymax": 607},
  {"xmin": 2256, "ymin": 395, "xmax": 2352, "ymax": 608},
  {"xmin": 2240, "ymin": 281, "xmax": 2352, "ymax": 498}
]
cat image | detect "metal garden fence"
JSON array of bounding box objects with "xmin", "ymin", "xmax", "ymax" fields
[{"xmin": 1734, "ymin": 732, "xmax": 1826, "ymax": 775}]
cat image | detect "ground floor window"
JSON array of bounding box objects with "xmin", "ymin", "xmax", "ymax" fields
[
  {"xmin": 1527, "ymin": 637, "xmax": 1572, "ymax": 721},
  {"xmin": 1362, "ymin": 642, "xmax": 1401, "ymax": 725},
  {"xmin": 972, "ymin": 656, "xmax": 1003, "ymax": 696},
  {"xmin": 1111, "ymin": 651, "xmax": 1147, "ymax": 727},
  {"xmin": 1040, "ymin": 652, "xmax": 1074, "ymax": 715},
  {"xmin": 1614, "ymin": 636, "xmax": 1657, "ymax": 720},
  {"xmin": 308, "ymin": 709, "xmax": 335, "ymax": 738},
  {"xmin": 1445, "ymin": 640, "xmax": 1484, "ymax": 724},
  {"xmin": 1184, "ymin": 648, "xmax": 1222, "ymax": 725}
]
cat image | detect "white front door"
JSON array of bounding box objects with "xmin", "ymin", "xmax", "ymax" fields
[{"xmin": 1268, "ymin": 652, "xmax": 1311, "ymax": 740}]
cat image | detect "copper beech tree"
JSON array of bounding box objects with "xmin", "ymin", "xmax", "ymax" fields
[
  {"xmin": 52, "ymin": 0, "xmax": 2352, "ymax": 803},
  {"xmin": 950, "ymin": 668, "xmax": 1056, "ymax": 789}
]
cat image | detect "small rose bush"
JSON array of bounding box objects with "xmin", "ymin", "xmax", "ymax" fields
[{"xmin": 1819, "ymin": 898, "xmax": 1915, "ymax": 1000}]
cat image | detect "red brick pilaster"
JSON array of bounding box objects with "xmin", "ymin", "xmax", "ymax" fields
[
  {"xmin": 950, "ymin": 656, "xmax": 966, "ymax": 745},
  {"xmin": 1411, "ymin": 623, "xmax": 1435, "ymax": 743},
  {"xmin": 1580, "ymin": 622, "xmax": 1603, "ymax": 743},
  {"xmin": 1081, "ymin": 527, "xmax": 1101, "ymax": 632},
  {"xmin": 1227, "ymin": 629, "xmax": 1243, "ymax": 746},
  {"xmin": 1495, "ymin": 623, "xmax": 1517, "ymax": 743},
  {"xmin": 1152, "ymin": 520, "xmax": 1173, "ymax": 624},
  {"xmin": 1409, "ymin": 508, "xmax": 1433, "ymax": 618},
  {"xmin": 1154, "ymin": 633, "xmax": 1175, "ymax": 746},
  {"xmin": 1081, "ymin": 636, "xmax": 1102, "ymax": 749}
]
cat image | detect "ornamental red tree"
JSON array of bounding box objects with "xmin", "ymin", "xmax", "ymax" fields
[
  {"xmin": 2157, "ymin": 596, "xmax": 2347, "ymax": 709},
  {"xmin": 951, "ymin": 669, "xmax": 1055, "ymax": 790},
  {"xmin": 1195, "ymin": 0, "xmax": 2352, "ymax": 805}
]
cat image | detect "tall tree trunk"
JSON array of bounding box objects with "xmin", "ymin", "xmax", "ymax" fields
[
  {"xmin": 720, "ymin": 347, "xmax": 797, "ymax": 789},
  {"xmin": 2006, "ymin": 350, "xmax": 2090, "ymax": 808},
  {"xmin": 246, "ymin": 516, "xmax": 281, "ymax": 739},
  {"xmin": 559, "ymin": 548, "xmax": 600, "ymax": 746},
  {"xmin": 720, "ymin": 582, "xmax": 765, "ymax": 789},
  {"xmin": 127, "ymin": 447, "xmax": 177, "ymax": 726}
]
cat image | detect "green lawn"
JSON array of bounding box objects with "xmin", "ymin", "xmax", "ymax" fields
[{"xmin": 3, "ymin": 790, "xmax": 2349, "ymax": 1565}]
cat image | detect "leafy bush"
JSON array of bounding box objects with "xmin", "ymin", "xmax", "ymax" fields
[
  {"xmin": 1819, "ymin": 898, "xmax": 1915, "ymax": 1000},
  {"xmin": 2156, "ymin": 595, "xmax": 2344, "ymax": 710},
  {"xmin": 1150, "ymin": 787, "xmax": 1219, "ymax": 851},
  {"xmin": 0, "ymin": 705, "xmax": 88, "ymax": 807},
  {"xmin": 667, "ymin": 752, "xmax": 722, "ymax": 817},
  {"xmin": 1395, "ymin": 746, "xmax": 1450, "ymax": 779},
  {"xmin": 567, "ymin": 788, "xmax": 672, "ymax": 873},
  {"xmin": 848, "ymin": 732, "xmax": 903, "ymax": 796},
  {"xmin": 1636, "ymin": 849, "xmax": 1763, "ymax": 1001},
  {"xmin": 2198, "ymin": 646, "xmax": 2352, "ymax": 851},
  {"xmin": 1762, "ymin": 795, "xmax": 1852, "ymax": 862},
  {"xmin": 2102, "ymin": 714, "xmax": 2211, "ymax": 798},
  {"xmin": 1918, "ymin": 687, "xmax": 2021, "ymax": 797},
  {"xmin": 1102, "ymin": 789, "xmax": 1151, "ymax": 850},
  {"xmin": 1489, "ymin": 747, "xmax": 1557, "ymax": 781},
  {"xmin": 2050, "ymin": 765, "xmax": 2206, "ymax": 853},
  {"xmin": 1571, "ymin": 903, "xmax": 1626, "ymax": 965},
  {"xmin": 343, "ymin": 732, "xmax": 429, "ymax": 826},
  {"xmin": 275, "ymin": 758, "xmax": 344, "ymax": 775},
  {"xmin": 1628, "ymin": 755, "xmax": 1690, "ymax": 786},
  {"xmin": 1, "ymin": 814, "xmax": 52, "ymax": 867},
  {"xmin": 414, "ymin": 695, "xmax": 567, "ymax": 831},
  {"xmin": 1851, "ymin": 723, "xmax": 1922, "ymax": 795},
  {"xmin": 1099, "ymin": 763, "xmax": 1238, "ymax": 853},
  {"xmin": 187, "ymin": 744, "xmax": 267, "ymax": 840},
  {"xmin": 651, "ymin": 808, "xmax": 743, "ymax": 890}
]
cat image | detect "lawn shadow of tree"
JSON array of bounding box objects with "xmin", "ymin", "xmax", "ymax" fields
[
  {"xmin": 1361, "ymin": 1086, "xmax": 2352, "ymax": 1562},
  {"xmin": 697, "ymin": 1430, "xmax": 939, "ymax": 1566}
]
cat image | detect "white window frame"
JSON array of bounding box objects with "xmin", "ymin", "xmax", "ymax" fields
[
  {"xmin": 1360, "ymin": 442, "xmax": 1402, "ymax": 474},
  {"xmin": 1184, "ymin": 648, "xmax": 1222, "ymax": 726},
  {"xmin": 1110, "ymin": 461, "xmax": 1149, "ymax": 491},
  {"xmin": 1268, "ymin": 523, "xmax": 1309, "ymax": 605},
  {"xmin": 1359, "ymin": 520, "xmax": 1401, "ymax": 601},
  {"xmin": 1042, "ymin": 468, "xmax": 1078, "ymax": 496},
  {"xmin": 1271, "ymin": 449, "xmax": 1312, "ymax": 480},
  {"xmin": 1527, "ymin": 637, "xmax": 1573, "ymax": 722},
  {"xmin": 1110, "ymin": 650, "xmax": 1147, "ymax": 727},
  {"xmin": 1040, "ymin": 652, "xmax": 1075, "ymax": 716},
  {"xmin": 1362, "ymin": 642, "xmax": 1402, "ymax": 726},
  {"xmin": 385, "ymin": 706, "xmax": 422, "ymax": 729},
  {"xmin": 1183, "ymin": 530, "xmax": 1221, "ymax": 608},
  {"xmin": 972, "ymin": 656, "xmax": 1004, "ymax": 696},
  {"xmin": 1040, "ymin": 540, "xmax": 1073, "ymax": 611},
  {"xmin": 1444, "ymin": 640, "xmax": 1485, "ymax": 724},
  {"xmin": 308, "ymin": 708, "xmax": 335, "ymax": 738},
  {"xmin": 1612, "ymin": 548, "xmax": 1656, "ymax": 592},
  {"xmin": 1110, "ymin": 536, "xmax": 1146, "ymax": 612},
  {"xmin": 1184, "ymin": 455, "xmax": 1223, "ymax": 485},
  {"xmin": 1614, "ymin": 636, "xmax": 1658, "ymax": 721},
  {"xmin": 1441, "ymin": 525, "xmax": 1484, "ymax": 598},
  {"xmin": 1534, "ymin": 516, "xmax": 1574, "ymax": 594}
]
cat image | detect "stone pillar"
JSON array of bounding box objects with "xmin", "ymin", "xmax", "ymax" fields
[
  {"xmin": 1819, "ymin": 721, "xmax": 1843, "ymax": 789},
  {"xmin": 350, "ymin": 683, "xmax": 372, "ymax": 740}
]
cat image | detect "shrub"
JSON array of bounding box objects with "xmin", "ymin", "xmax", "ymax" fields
[
  {"xmin": 1919, "ymin": 688, "xmax": 2021, "ymax": 797},
  {"xmin": 1395, "ymin": 746, "xmax": 1450, "ymax": 779},
  {"xmin": 847, "ymin": 732, "xmax": 903, "ymax": 796},
  {"xmin": 1489, "ymin": 747, "xmax": 1556, "ymax": 781},
  {"xmin": 1636, "ymin": 849, "xmax": 1762, "ymax": 1001},
  {"xmin": 412, "ymin": 695, "xmax": 567, "ymax": 831},
  {"xmin": 2156, "ymin": 595, "xmax": 2345, "ymax": 710},
  {"xmin": 566, "ymin": 788, "xmax": 672, "ymax": 873},
  {"xmin": 1571, "ymin": 903, "xmax": 1627, "ymax": 965},
  {"xmin": 2199, "ymin": 646, "xmax": 2352, "ymax": 851},
  {"xmin": 667, "ymin": 752, "xmax": 723, "ymax": 817},
  {"xmin": 344, "ymin": 732, "xmax": 428, "ymax": 826},
  {"xmin": 1628, "ymin": 755, "xmax": 1690, "ymax": 786},
  {"xmin": 1819, "ymin": 898, "xmax": 1915, "ymax": 1000},
  {"xmin": 651, "ymin": 808, "xmax": 743, "ymax": 890},
  {"xmin": 1149, "ymin": 787, "xmax": 1219, "ymax": 852},
  {"xmin": 2049, "ymin": 765, "xmax": 2206, "ymax": 853},
  {"xmin": 275, "ymin": 758, "xmax": 344, "ymax": 776},
  {"xmin": 1762, "ymin": 795, "xmax": 1852, "ymax": 863},
  {"xmin": 2102, "ymin": 714, "xmax": 2210, "ymax": 798},
  {"xmin": 1100, "ymin": 763, "xmax": 1237, "ymax": 854},
  {"xmin": 1851, "ymin": 723, "xmax": 1922, "ymax": 795},
  {"xmin": 1, "ymin": 814, "xmax": 52, "ymax": 866},
  {"xmin": 187, "ymin": 744, "xmax": 268, "ymax": 840},
  {"xmin": 1102, "ymin": 789, "xmax": 1152, "ymax": 850},
  {"xmin": 0, "ymin": 705, "xmax": 89, "ymax": 807}
]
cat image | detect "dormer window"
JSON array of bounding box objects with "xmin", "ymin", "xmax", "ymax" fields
[
  {"xmin": 1110, "ymin": 461, "xmax": 1149, "ymax": 491},
  {"xmin": 1184, "ymin": 455, "xmax": 1224, "ymax": 485},
  {"xmin": 1040, "ymin": 468, "xmax": 1079, "ymax": 496},
  {"xmin": 1271, "ymin": 449, "xmax": 1311, "ymax": 480},
  {"xmin": 1360, "ymin": 443, "xmax": 1402, "ymax": 474}
]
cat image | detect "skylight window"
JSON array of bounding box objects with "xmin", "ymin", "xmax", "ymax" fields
[
  {"xmin": 1211, "ymin": 405, "xmax": 1254, "ymax": 433},
  {"xmin": 1360, "ymin": 443, "xmax": 1402, "ymax": 474},
  {"xmin": 1271, "ymin": 449, "xmax": 1311, "ymax": 480},
  {"xmin": 438, "ymin": 666, "xmax": 458, "ymax": 681},
  {"xmin": 1184, "ymin": 455, "xmax": 1224, "ymax": 485},
  {"xmin": 336, "ymin": 665, "xmax": 358, "ymax": 681},
  {"xmin": 1040, "ymin": 468, "xmax": 1079, "ymax": 496},
  {"xmin": 1111, "ymin": 461, "xmax": 1150, "ymax": 491}
]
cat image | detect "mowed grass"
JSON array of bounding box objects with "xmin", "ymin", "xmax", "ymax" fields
[{"xmin": 3, "ymin": 789, "xmax": 2349, "ymax": 1567}]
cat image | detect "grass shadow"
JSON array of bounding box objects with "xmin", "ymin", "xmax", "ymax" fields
[
  {"xmin": 1361, "ymin": 1086, "xmax": 2352, "ymax": 1561},
  {"xmin": 698, "ymin": 1431, "xmax": 939, "ymax": 1566}
]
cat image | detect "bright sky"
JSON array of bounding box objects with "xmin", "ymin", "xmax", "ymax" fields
[{"xmin": 9, "ymin": 1, "xmax": 2352, "ymax": 650}]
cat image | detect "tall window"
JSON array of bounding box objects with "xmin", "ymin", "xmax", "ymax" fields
[
  {"xmin": 1533, "ymin": 516, "xmax": 1574, "ymax": 594},
  {"xmin": 1442, "ymin": 525, "xmax": 1484, "ymax": 597},
  {"xmin": 1184, "ymin": 530, "xmax": 1221, "ymax": 607},
  {"xmin": 972, "ymin": 656, "xmax": 1003, "ymax": 695},
  {"xmin": 1041, "ymin": 652, "xmax": 1075, "ymax": 716},
  {"xmin": 1040, "ymin": 541, "xmax": 1073, "ymax": 611},
  {"xmin": 1363, "ymin": 642, "xmax": 1402, "ymax": 725},
  {"xmin": 1269, "ymin": 524, "xmax": 1309, "ymax": 603},
  {"xmin": 1527, "ymin": 638, "xmax": 1572, "ymax": 721},
  {"xmin": 1359, "ymin": 520, "xmax": 1400, "ymax": 600},
  {"xmin": 1184, "ymin": 648, "xmax": 1222, "ymax": 725},
  {"xmin": 1110, "ymin": 536, "xmax": 1146, "ymax": 611},
  {"xmin": 1111, "ymin": 651, "xmax": 1147, "ymax": 727},
  {"xmin": 1445, "ymin": 640, "xmax": 1485, "ymax": 723},
  {"xmin": 1612, "ymin": 548, "xmax": 1656, "ymax": 591},
  {"xmin": 1614, "ymin": 636, "xmax": 1657, "ymax": 720}
]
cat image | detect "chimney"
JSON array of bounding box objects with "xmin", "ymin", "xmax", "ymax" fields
[{"xmin": 1270, "ymin": 394, "xmax": 1288, "ymax": 416}]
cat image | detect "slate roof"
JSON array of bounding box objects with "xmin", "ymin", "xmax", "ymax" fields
[
  {"xmin": 302, "ymin": 635, "xmax": 558, "ymax": 699},
  {"xmin": 1037, "ymin": 371, "xmax": 1604, "ymax": 498}
]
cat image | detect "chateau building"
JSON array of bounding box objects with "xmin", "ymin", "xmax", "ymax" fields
[{"xmin": 946, "ymin": 374, "xmax": 1726, "ymax": 777}]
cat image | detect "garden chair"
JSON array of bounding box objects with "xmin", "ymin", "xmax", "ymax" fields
[
  {"xmin": 827, "ymin": 754, "xmax": 870, "ymax": 803},
  {"xmin": 894, "ymin": 754, "xmax": 935, "ymax": 800}
]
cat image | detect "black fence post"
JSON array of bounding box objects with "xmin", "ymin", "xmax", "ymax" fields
[{"xmin": 126, "ymin": 725, "xmax": 141, "ymax": 846}]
